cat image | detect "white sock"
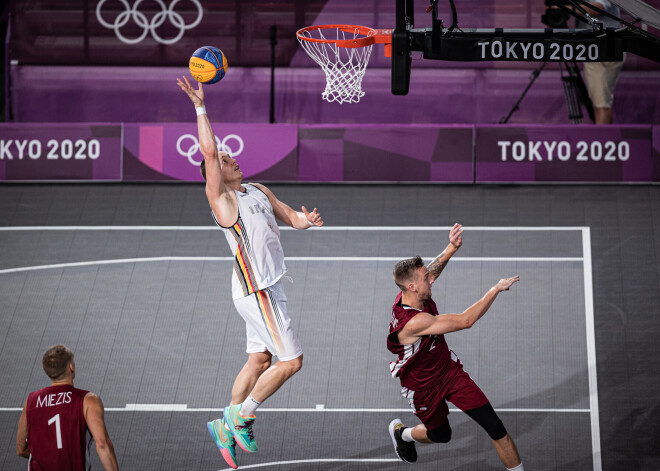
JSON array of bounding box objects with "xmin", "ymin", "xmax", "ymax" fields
[
  {"xmin": 507, "ymin": 462, "xmax": 524, "ymax": 471},
  {"xmin": 239, "ymin": 394, "xmax": 261, "ymax": 417},
  {"xmin": 401, "ymin": 427, "xmax": 416, "ymax": 443}
]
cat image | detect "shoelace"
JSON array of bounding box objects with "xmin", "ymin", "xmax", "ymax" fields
[{"xmin": 236, "ymin": 420, "xmax": 255, "ymax": 441}]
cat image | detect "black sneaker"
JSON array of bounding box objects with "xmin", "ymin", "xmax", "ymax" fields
[{"xmin": 388, "ymin": 418, "xmax": 418, "ymax": 464}]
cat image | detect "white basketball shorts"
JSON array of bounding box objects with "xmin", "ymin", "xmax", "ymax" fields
[{"xmin": 233, "ymin": 281, "xmax": 302, "ymax": 361}]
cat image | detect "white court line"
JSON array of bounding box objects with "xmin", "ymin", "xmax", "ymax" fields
[
  {"xmin": 582, "ymin": 227, "xmax": 602, "ymax": 471},
  {"xmin": 0, "ymin": 225, "xmax": 586, "ymax": 231},
  {"xmin": 215, "ymin": 459, "xmax": 400, "ymax": 470},
  {"xmin": 0, "ymin": 256, "xmax": 583, "ymax": 275},
  {"xmin": 0, "ymin": 406, "xmax": 590, "ymax": 413},
  {"xmin": 124, "ymin": 403, "xmax": 187, "ymax": 411}
]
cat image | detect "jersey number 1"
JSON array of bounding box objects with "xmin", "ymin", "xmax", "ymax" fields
[{"xmin": 48, "ymin": 414, "xmax": 63, "ymax": 449}]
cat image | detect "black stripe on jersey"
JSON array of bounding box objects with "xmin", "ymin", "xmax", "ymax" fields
[
  {"xmin": 229, "ymin": 218, "xmax": 259, "ymax": 294},
  {"xmin": 233, "ymin": 263, "xmax": 249, "ymax": 296},
  {"xmin": 235, "ymin": 217, "xmax": 257, "ymax": 263},
  {"xmin": 266, "ymin": 288, "xmax": 286, "ymax": 333},
  {"xmin": 227, "ymin": 225, "xmax": 249, "ymax": 294}
]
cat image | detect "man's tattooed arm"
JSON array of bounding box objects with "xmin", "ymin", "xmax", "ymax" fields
[
  {"xmin": 428, "ymin": 223, "xmax": 463, "ymax": 283},
  {"xmin": 427, "ymin": 251, "xmax": 450, "ymax": 281}
]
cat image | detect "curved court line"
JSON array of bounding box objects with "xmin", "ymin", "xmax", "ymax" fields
[
  {"xmin": 0, "ymin": 256, "xmax": 583, "ymax": 275},
  {"xmin": 0, "ymin": 256, "xmax": 230, "ymax": 275},
  {"xmin": 216, "ymin": 459, "xmax": 400, "ymax": 470}
]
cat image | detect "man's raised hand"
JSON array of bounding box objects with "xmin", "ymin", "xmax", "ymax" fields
[
  {"xmin": 449, "ymin": 223, "xmax": 463, "ymax": 249},
  {"xmin": 176, "ymin": 76, "xmax": 204, "ymax": 107}
]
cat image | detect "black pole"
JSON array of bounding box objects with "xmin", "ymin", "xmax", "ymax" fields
[
  {"xmin": 3, "ymin": 12, "xmax": 11, "ymax": 122},
  {"xmin": 83, "ymin": 0, "xmax": 89, "ymax": 64},
  {"xmin": 499, "ymin": 62, "xmax": 547, "ymax": 124},
  {"xmin": 269, "ymin": 25, "xmax": 277, "ymax": 124}
]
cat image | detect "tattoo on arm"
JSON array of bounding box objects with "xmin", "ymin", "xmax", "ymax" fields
[{"xmin": 428, "ymin": 251, "xmax": 448, "ymax": 279}]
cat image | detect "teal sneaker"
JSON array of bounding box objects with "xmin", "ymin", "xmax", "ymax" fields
[
  {"xmin": 207, "ymin": 418, "xmax": 238, "ymax": 469},
  {"xmin": 223, "ymin": 404, "xmax": 257, "ymax": 453}
]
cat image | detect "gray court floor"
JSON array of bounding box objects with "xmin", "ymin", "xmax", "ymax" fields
[{"xmin": 0, "ymin": 184, "xmax": 658, "ymax": 471}]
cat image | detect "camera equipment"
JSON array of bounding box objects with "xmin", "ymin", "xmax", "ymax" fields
[{"xmin": 542, "ymin": 0, "xmax": 571, "ymax": 28}]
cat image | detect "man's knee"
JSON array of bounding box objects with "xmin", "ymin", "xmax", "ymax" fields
[
  {"xmin": 465, "ymin": 403, "xmax": 507, "ymax": 441},
  {"xmin": 284, "ymin": 354, "xmax": 303, "ymax": 375},
  {"xmin": 426, "ymin": 420, "xmax": 452, "ymax": 443},
  {"xmin": 247, "ymin": 352, "xmax": 272, "ymax": 374}
]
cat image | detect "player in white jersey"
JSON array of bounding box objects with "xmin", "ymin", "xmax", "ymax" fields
[{"xmin": 177, "ymin": 76, "xmax": 323, "ymax": 469}]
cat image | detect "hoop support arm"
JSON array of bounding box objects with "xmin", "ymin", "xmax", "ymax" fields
[{"xmin": 409, "ymin": 28, "xmax": 631, "ymax": 62}]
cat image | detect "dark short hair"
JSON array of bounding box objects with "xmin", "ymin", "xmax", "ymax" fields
[
  {"xmin": 200, "ymin": 159, "xmax": 206, "ymax": 181},
  {"xmin": 393, "ymin": 256, "xmax": 425, "ymax": 291},
  {"xmin": 42, "ymin": 345, "xmax": 74, "ymax": 380}
]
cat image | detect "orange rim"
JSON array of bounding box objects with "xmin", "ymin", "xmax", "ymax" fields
[{"xmin": 296, "ymin": 24, "xmax": 392, "ymax": 48}]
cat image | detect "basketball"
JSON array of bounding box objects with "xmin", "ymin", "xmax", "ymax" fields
[{"xmin": 189, "ymin": 46, "xmax": 228, "ymax": 85}]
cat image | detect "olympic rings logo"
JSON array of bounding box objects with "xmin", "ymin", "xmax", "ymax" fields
[
  {"xmin": 96, "ymin": 0, "xmax": 203, "ymax": 45},
  {"xmin": 176, "ymin": 134, "xmax": 244, "ymax": 166}
]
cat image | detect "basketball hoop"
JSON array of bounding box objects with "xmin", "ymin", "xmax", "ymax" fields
[{"xmin": 296, "ymin": 25, "xmax": 392, "ymax": 104}]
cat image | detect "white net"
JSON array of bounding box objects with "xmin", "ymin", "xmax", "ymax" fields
[{"xmin": 297, "ymin": 27, "xmax": 374, "ymax": 104}]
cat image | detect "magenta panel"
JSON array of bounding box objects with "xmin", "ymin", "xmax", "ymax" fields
[{"xmin": 0, "ymin": 124, "xmax": 122, "ymax": 181}]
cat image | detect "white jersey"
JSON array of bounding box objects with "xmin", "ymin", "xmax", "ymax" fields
[{"xmin": 213, "ymin": 183, "xmax": 287, "ymax": 299}]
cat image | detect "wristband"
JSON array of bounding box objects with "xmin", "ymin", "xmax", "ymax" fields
[{"xmin": 195, "ymin": 106, "xmax": 207, "ymax": 116}]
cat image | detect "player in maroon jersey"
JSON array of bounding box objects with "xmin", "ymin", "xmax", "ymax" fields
[
  {"xmin": 16, "ymin": 345, "xmax": 119, "ymax": 471},
  {"xmin": 387, "ymin": 224, "xmax": 524, "ymax": 471}
]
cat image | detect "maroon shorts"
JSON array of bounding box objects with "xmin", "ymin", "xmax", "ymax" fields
[{"xmin": 403, "ymin": 360, "xmax": 489, "ymax": 430}]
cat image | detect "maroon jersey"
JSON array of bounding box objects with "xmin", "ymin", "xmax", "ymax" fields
[
  {"xmin": 25, "ymin": 384, "xmax": 90, "ymax": 471},
  {"xmin": 387, "ymin": 292, "xmax": 454, "ymax": 390}
]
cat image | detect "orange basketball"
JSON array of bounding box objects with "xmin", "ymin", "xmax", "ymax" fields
[{"xmin": 189, "ymin": 46, "xmax": 228, "ymax": 84}]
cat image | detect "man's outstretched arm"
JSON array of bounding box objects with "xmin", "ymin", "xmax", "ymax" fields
[
  {"xmin": 177, "ymin": 76, "xmax": 237, "ymax": 226},
  {"xmin": 398, "ymin": 276, "xmax": 520, "ymax": 343},
  {"xmin": 252, "ymin": 183, "xmax": 323, "ymax": 230},
  {"xmin": 428, "ymin": 223, "xmax": 463, "ymax": 283},
  {"xmin": 177, "ymin": 77, "xmax": 222, "ymax": 188}
]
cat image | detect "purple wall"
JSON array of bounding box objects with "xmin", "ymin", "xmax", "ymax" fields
[
  {"xmin": 298, "ymin": 125, "xmax": 474, "ymax": 182},
  {"xmin": 475, "ymin": 125, "xmax": 653, "ymax": 182},
  {"xmin": 6, "ymin": 1, "xmax": 660, "ymax": 125},
  {"xmin": 122, "ymin": 123, "xmax": 298, "ymax": 181},
  {"xmin": 11, "ymin": 65, "xmax": 660, "ymax": 125},
  {"xmin": 0, "ymin": 124, "xmax": 121, "ymax": 181},
  {"xmin": 1, "ymin": 123, "xmax": 657, "ymax": 183}
]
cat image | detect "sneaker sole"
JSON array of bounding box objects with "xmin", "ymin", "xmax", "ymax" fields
[
  {"xmin": 207, "ymin": 421, "xmax": 238, "ymax": 469},
  {"xmin": 223, "ymin": 407, "xmax": 257, "ymax": 453},
  {"xmin": 388, "ymin": 418, "xmax": 415, "ymax": 465}
]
